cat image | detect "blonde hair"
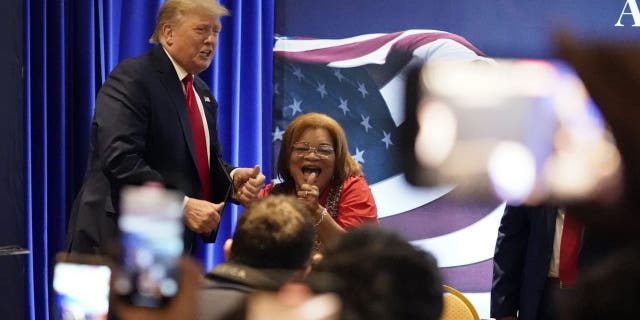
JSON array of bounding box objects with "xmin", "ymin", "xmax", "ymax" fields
[
  {"xmin": 149, "ymin": 0, "xmax": 229, "ymax": 44},
  {"xmin": 277, "ymin": 112, "xmax": 363, "ymax": 187}
]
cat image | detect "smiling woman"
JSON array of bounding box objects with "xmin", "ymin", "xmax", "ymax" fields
[{"xmin": 259, "ymin": 113, "xmax": 379, "ymax": 251}]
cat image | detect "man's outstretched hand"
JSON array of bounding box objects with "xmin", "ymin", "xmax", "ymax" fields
[{"xmin": 233, "ymin": 165, "xmax": 266, "ymax": 206}]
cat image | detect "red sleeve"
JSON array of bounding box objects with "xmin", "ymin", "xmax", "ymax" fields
[
  {"xmin": 335, "ymin": 176, "xmax": 379, "ymax": 229},
  {"xmin": 259, "ymin": 182, "xmax": 274, "ymax": 198}
]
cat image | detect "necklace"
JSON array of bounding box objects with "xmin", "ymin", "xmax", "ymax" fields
[{"xmin": 324, "ymin": 183, "xmax": 342, "ymax": 219}]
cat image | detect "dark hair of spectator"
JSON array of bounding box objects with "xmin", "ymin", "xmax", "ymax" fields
[{"xmin": 230, "ymin": 195, "xmax": 316, "ymax": 269}]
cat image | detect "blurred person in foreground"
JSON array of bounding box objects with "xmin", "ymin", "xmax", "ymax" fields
[
  {"xmin": 241, "ymin": 282, "xmax": 341, "ymax": 320},
  {"xmin": 491, "ymin": 33, "xmax": 640, "ymax": 320},
  {"xmin": 196, "ymin": 195, "xmax": 316, "ymax": 320},
  {"xmin": 259, "ymin": 112, "xmax": 378, "ymax": 252},
  {"xmin": 554, "ymin": 33, "xmax": 640, "ymax": 320},
  {"xmin": 65, "ymin": 0, "xmax": 265, "ymax": 255},
  {"xmin": 559, "ymin": 246, "xmax": 640, "ymax": 320},
  {"xmin": 312, "ymin": 226, "xmax": 443, "ymax": 320}
]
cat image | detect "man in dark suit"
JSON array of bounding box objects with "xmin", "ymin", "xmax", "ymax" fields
[
  {"xmin": 491, "ymin": 205, "xmax": 558, "ymax": 320},
  {"xmin": 197, "ymin": 195, "xmax": 316, "ymax": 320},
  {"xmin": 490, "ymin": 204, "xmax": 609, "ymax": 320},
  {"xmin": 65, "ymin": 0, "xmax": 265, "ymax": 255}
]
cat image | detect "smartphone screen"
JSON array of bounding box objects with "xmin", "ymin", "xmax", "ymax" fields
[
  {"xmin": 404, "ymin": 59, "xmax": 622, "ymax": 204},
  {"xmin": 53, "ymin": 260, "xmax": 111, "ymax": 320},
  {"xmin": 112, "ymin": 185, "xmax": 184, "ymax": 308}
]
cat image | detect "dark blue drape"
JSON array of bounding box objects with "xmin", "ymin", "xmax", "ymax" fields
[{"xmin": 24, "ymin": 0, "xmax": 273, "ymax": 319}]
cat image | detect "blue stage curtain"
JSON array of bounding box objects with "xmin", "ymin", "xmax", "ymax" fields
[{"xmin": 24, "ymin": 0, "xmax": 273, "ymax": 319}]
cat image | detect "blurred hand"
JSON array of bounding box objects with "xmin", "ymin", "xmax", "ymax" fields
[
  {"xmin": 114, "ymin": 257, "xmax": 202, "ymax": 320},
  {"xmin": 297, "ymin": 172, "xmax": 322, "ymax": 219},
  {"xmin": 246, "ymin": 282, "xmax": 341, "ymax": 320},
  {"xmin": 183, "ymin": 198, "xmax": 223, "ymax": 234},
  {"xmin": 234, "ymin": 165, "xmax": 266, "ymax": 206}
]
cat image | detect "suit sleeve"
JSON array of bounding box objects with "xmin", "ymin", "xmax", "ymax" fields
[
  {"xmin": 94, "ymin": 61, "xmax": 164, "ymax": 192},
  {"xmin": 491, "ymin": 204, "xmax": 529, "ymax": 318},
  {"xmin": 335, "ymin": 176, "xmax": 378, "ymax": 229}
]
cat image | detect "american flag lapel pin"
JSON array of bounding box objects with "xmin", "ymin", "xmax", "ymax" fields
[{"xmin": 204, "ymin": 96, "xmax": 211, "ymax": 103}]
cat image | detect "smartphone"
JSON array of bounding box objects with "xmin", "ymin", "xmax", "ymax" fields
[
  {"xmin": 112, "ymin": 185, "xmax": 184, "ymax": 308},
  {"xmin": 404, "ymin": 59, "xmax": 622, "ymax": 204},
  {"xmin": 52, "ymin": 254, "xmax": 111, "ymax": 320}
]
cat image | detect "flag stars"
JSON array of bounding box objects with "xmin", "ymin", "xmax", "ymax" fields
[
  {"xmin": 352, "ymin": 147, "xmax": 365, "ymax": 164},
  {"xmin": 273, "ymin": 126, "xmax": 285, "ymax": 142},
  {"xmin": 286, "ymin": 98, "xmax": 303, "ymax": 116},
  {"xmin": 357, "ymin": 82, "xmax": 368, "ymax": 98},
  {"xmin": 381, "ymin": 131, "xmax": 394, "ymax": 149},
  {"xmin": 333, "ymin": 69, "xmax": 346, "ymax": 82},
  {"xmin": 292, "ymin": 67, "xmax": 305, "ymax": 81},
  {"xmin": 316, "ymin": 83, "xmax": 328, "ymax": 98},
  {"xmin": 360, "ymin": 114, "xmax": 372, "ymax": 132},
  {"xmin": 337, "ymin": 98, "xmax": 350, "ymax": 115}
]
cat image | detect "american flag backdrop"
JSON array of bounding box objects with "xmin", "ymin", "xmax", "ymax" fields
[{"xmin": 272, "ymin": 30, "xmax": 500, "ymax": 317}]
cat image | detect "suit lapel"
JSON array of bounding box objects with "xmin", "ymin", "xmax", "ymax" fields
[
  {"xmin": 192, "ymin": 78, "xmax": 216, "ymax": 146},
  {"xmin": 149, "ymin": 46, "xmax": 199, "ymax": 169},
  {"xmin": 193, "ymin": 78, "xmax": 234, "ymax": 201}
]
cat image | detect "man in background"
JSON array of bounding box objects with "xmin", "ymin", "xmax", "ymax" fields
[
  {"xmin": 491, "ymin": 204, "xmax": 610, "ymax": 320},
  {"xmin": 491, "ymin": 205, "xmax": 563, "ymax": 320},
  {"xmin": 197, "ymin": 195, "xmax": 316, "ymax": 320},
  {"xmin": 65, "ymin": 0, "xmax": 265, "ymax": 255}
]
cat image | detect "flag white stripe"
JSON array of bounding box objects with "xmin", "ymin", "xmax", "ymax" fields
[
  {"xmin": 326, "ymin": 30, "xmax": 453, "ymax": 67},
  {"xmin": 274, "ymin": 29, "xmax": 447, "ymax": 52},
  {"xmin": 371, "ymin": 174, "xmax": 454, "ymax": 218},
  {"xmin": 411, "ymin": 203, "xmax": 504, "ymax": 268}
]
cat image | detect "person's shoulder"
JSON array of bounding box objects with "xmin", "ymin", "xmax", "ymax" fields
[
  {"xmin": 198, "ymin": 275, "xmax": 249, "ymax": 320},
  {"xmin": 505, "ymin": 203, "xmax": 556, "ymax": 214},
  {"xmin": 202, "ymin": 273, "xmax": 254, "ymax": 293},
  {"xmin": 208, "ymin": 261, "xmax": 298, "ymax": 291},
  {"xmin": 109, "ymin": 47, "xmax": 158, "ymax": 75},
  {"xmin": 342, "ymin": 175, "xmax": 369, "ymax": 188}
]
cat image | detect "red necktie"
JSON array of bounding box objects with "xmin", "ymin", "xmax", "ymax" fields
[
  {"xmin": 559, "ymin": 212, "xmax": 582, "ymax": 288},
  {"xmin": 182, "ymin": 74, "xmax": 210, "ymax": 201}
]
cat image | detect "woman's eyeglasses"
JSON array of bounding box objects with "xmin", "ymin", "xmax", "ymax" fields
[{"xmin": 292, "ymin": 142, "xmax": 335, "ymax": 159}]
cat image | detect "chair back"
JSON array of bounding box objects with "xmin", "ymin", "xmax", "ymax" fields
[{"xmin": 440, "ymin": 285, "xmax": 480, "ymax": 320}]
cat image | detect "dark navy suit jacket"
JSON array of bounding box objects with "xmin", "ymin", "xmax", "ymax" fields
[
  {"xmin": 65, "ymin": 45, "xmax": 233, "ymax": 254},
  {"xmin": 490, "ymin": 204, "xmax": 610, "ymax": 320},
  {"xmin": 491, "ymin": 205, "xmax": 558, "ymax": 320}
]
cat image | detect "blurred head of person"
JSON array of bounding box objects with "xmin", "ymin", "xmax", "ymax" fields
[
  {"xmin": 560, "ymin": 245, "xmax": 640, "ymax": 320},
  {"xmin": 151, "ymin": 0, "xmax": 229, "ymax": 74},
  {"xmin": 313, "ymin": 226, "xmax": 443, "ymax": 320},
  {"xmin": 226, "ymin": 195, "xmax": 316, "ymax": 270},
  {"xmin": 276, "ymin": 112, "xmax": 362, "ymax": 195}
]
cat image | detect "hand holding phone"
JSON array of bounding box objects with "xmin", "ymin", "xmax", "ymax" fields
[
  {"xmin": 113, "ymin": 185, "xmax": 184, "ymax": 308},
  {"xmin": 113, "ymin": 257, "xmax": 202, "ymax": 320},
  {"xmin": 53, "ymin": 253, "xmax": 111, "ymax": 320}
]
